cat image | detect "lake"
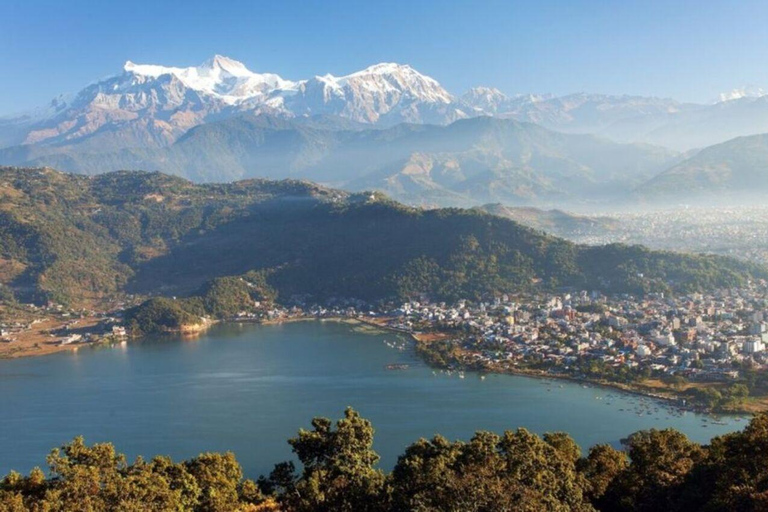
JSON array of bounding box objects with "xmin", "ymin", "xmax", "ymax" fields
[{"xmin": 0, "ymin": 320, "xmax": 749, "ymax": 477}]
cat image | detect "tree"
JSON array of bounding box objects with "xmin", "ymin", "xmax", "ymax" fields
[
  {"xmin": 690, "ymin": 413, "xmax": 768, "ymax": 510},
  {"xmin": 544, "ymin": 432, "xmax": 582, "ymax": 466},
  {"xmin": 390, "ymin": 428, "xmax": 593, "ymax": 512},
  {"xmin": 12, "ymin": 413, "xmax": 768, "ymax": 511},
  {"xmin": 270, "ymin": 407, "xmax": 385, "ymax": 512},
  {"xmin": 183, "ymin": 452, "xmax": 244, "ymax": 512},
  {"xmin": 601, "ymin": 429, "xmax": 705, "ymax": 512},
  {"xmin": 149, "ymin": 456, "xmax": 201, "ymax": 510},
  {"xmin": 577, "ymin": 444, "xmax": 628, "ymax": 504},
  {"xmin": 41, "ymin": 437, "xmax": 181, "ymax": 511},
  {"xmin": 0, "ymin": 437, "xmax": 262, "ymax": 512}
]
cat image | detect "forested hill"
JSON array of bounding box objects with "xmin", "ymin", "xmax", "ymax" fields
[{"xmin": 0, "ymin": 167, "xmax": 763, "ymax": 313}]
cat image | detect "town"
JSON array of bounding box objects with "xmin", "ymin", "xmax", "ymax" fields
[
  {"xmin": 6, "ymin": 281, "xmax": 768, "ymax": 412},
  {"xmin": 252, "ymin": 281, "xmax": 768, "ymax": 412}
]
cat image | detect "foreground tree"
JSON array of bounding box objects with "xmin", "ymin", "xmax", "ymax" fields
[
  {"xmin": 687, "ymin": 412, "xmax": 768, "ymax": 510},
  {"xmin": 390, "ymin": 428, "xmax": 594, "ymax": 511},
  {"xmin": 0, "ymin": 437, "xmax": 262, "ymax": 512},
  {"xmin": 601, "ymin": 429, "xmax": 706, "ymax": 512},
  {"xmin": 9, "ymin": 411, "xmax": 768, "ymax": 511},
  {"xmin": 265, "ymin": 407, "xmax": 386, "ymax": 512},
  {"xmin": 577, "ymin": 444, "xmax": 629, "ymax": 505}
]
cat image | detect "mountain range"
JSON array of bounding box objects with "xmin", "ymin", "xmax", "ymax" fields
[
  {"xmin": 0, "ymin": 115, "xmax": 679, "ymax": 206},
  {"xmin": 0, "ymin": 56, "xmax": 464, "ymax": 151},
  {"xmin": 3, "ymin": 55, "xmax": 768, "ymax": 204},
  {"xmin": 4, "ymin": 55, "xmax": 768, "ymax": 152}
]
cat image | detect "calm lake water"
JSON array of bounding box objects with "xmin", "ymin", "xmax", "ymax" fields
[{"xmin": 0, "ymin": 320, "xmax": 750, "ymax": 477}]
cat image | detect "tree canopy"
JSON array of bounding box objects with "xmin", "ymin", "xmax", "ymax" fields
[{"xmin": 5, "ymin": 409, "xmax": 768, "ymax": 511}]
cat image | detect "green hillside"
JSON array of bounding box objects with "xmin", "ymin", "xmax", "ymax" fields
[{"xmin": 0, "ymin": 167, "xmax": 761, "ymax": 329}]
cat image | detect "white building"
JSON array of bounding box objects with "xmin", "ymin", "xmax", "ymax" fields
[
  {"xmin": 637, "ymin": 344, "xmax": 653, "ymax": 357},
  {"xmin": 743, "ymin": 338, "xmax": 765, "ymax": 354}
]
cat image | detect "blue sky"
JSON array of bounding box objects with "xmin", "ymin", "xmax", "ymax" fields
[{"xmin": 2, "ymin": 0, "xmax": 768, "ymax": 113}]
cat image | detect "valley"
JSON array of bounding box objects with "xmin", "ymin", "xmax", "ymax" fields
[{"xmin": 509, "ymin": 205, "xmax": 768, "ymax": 268}]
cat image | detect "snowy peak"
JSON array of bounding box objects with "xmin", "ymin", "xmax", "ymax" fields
[
  {"xmin": 716, "ymin": 86, "xmax": 768, "ymax": 103},
  {"xmin": 463, "ymin": 86, "xmax": 508, "ymax": 100},
  {"xmin": 324, "ymin": 62, "xmax": 453, "ymax": 103},
  {"xmin": 116, "ymin": 57, "xmax": 456, "ymax": 112},
  {"xmin": 461, "ymin": 87, "xmax": 511, "ymax": 113},
  {"xmin": 357, "ymin": 62, "xmax": 412, "ymax": 73},
  {"xmin": 11, "ymin": 56, "xmax": 469, "ymax": 149},
  {"xmin": 124, "ymin": 54, "xmax": 251, "ymax": 77},
  {"xmin": 284, "ymin": 61, "xmax": 459, "ymax": 125},
  {"xmin": 340, "ymin": 62, "xmax": 429, "ymax": 81},
  {"xmin": 123, "ymin": 55, "xmax": 296, "ymax": 103},
  {"xmin": 200, "ymin": 54, "xmax": 251, "ymax": 75}
]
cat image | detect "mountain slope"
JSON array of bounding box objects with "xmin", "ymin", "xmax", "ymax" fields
[
  {"xmin": 0, "ymin": 116, "xmax": 680, "ymax": 206},
  {"xmin": 6, "ymin": 55, "xmax": 768, "ymax": 159},
  {"xmin": 478, "ymin": 204, "xmax": 620, "ymax": 237},
  {"xmin": 492, "ymin": 93, "xmax": 690, "ymax": 137},
  {"xmin": 0, "ymin": 167, "xmax": 761, "ymax": 311},
  {"xmin": 637, "ymin": 96, "xmax": 768, "ymax": 151},
  {"xmin": 638, "ymin": 133, "xmax": 768, "ymax": 198},
  {"xmin": 344, "ymin": 117, "xmax": 679, "ymax": 205},
  {"xmin": 461, "ymin": 91, "xmax": 768, "ymax": 152},
  {"xmin": 285, "ymin": 63, "xmax": 463, "ymax": 125}
]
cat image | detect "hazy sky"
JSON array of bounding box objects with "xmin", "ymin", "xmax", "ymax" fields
[{"xmin": 2, "ymin": 0, "xmax": 768, "ymax": 114}]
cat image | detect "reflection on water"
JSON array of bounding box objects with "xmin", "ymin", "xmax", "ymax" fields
[{"xmin": 0, "ymin": 321, "xmax": 749, "ymax": 477}]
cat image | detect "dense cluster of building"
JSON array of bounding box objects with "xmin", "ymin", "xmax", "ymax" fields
[
  {"xmin": 8, "ymin": 278, "xmax": 768, "ymax": 393},
  {"xmin": 380, "ymin": 283, "xmax": 768, "ymax": 383}
]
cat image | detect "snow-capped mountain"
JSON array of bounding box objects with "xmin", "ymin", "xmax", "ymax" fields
[
  {"xmin": 487, "ymin": 91, "xmax": 768, "ymax": 150},
  {"xmin": 716, "ymin": 86, "xmax": 767, "ymax": 103},
  {"xmin": 5, "ymin": 54, "xmax": 768, "ymax": 155},
  {"xmin": 286, "ymin": 63, "xmax": 463, "ymax": 124},
  {"xmin": 4, "ymin": 56, "xmax": 467, "ymax": 151},
  {"xmin": 460, "ymin": 87, "xmax": 513, "ymax": 114},
  {"xmin": 15, "ymin": 56, "xmax": 301, "ymax": 149},
  {"xmin": 123, "ymin": 55, "xmax": 298, "ymax": 104},
  {"xmin": 494, "ymin": 93, "xmax": 687, "ymax": 134}
]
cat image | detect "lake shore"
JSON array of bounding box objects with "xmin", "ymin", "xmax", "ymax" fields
[
  {"xmin": 192, "ymin": 315, "xmax": 762, "ymax": 415},
  {"xmin": 0, "ymin": 316, "xmax": 113, "ymax": 360},
  {"xmin": 0, "ymin": 312, "xmax": 758, "ymax": 415},
  {"xmin": 335, "ymin": 316, "xmax": 754, "ymax": 416},
  {"xmin": 1, "ymin": 317, "xmax": 742, "ymax": 479},
  {"xmin": 407, "ymin": 332, "xmax": 754, "ymax": 416}
]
